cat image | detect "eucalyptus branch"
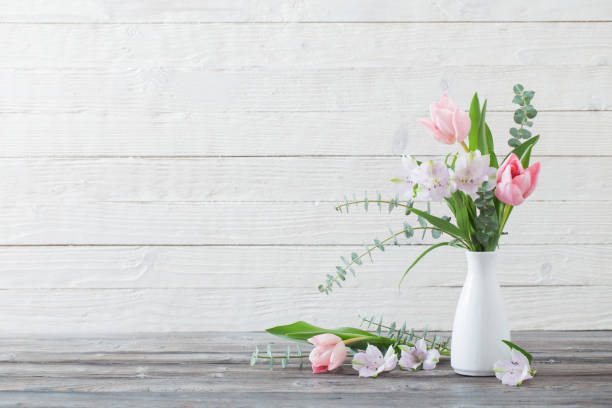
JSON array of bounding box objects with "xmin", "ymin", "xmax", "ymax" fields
[
  {"xmin": 359, "ymin": 315, "xmax": 451, "ymax": 356},
  {"xmin": 318, "ymin": 225, "xmax": 465, "ymax": 294}
]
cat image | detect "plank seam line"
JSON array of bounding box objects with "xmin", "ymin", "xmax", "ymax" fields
[
  {"xmin": 0, "ymin": 20, "xmax": 611, "ymax": 24},
  {"xmin": 0, "ymin": 243, "xmax": 607, "ymax": 247}
]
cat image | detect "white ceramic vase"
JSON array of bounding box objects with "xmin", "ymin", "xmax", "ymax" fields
[{"xmin": 450, "ymin": 251, "xmax": 511, "ymax": 376}]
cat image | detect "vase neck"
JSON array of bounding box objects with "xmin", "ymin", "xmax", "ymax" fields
[{"xmin": 465, "ymin": 251, "xmax": 497, "ymax": 276}]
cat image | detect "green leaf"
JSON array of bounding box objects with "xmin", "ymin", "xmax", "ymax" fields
[
  {"xmin": 520, "ymin": 144, "xmax": 534, "ymax": 168},
  {"xmin": 502, "ymin": 340, "xmax": 533, "ymax": 364},
  {"xmin": 485, "ymin": 124, "xmax": 498, "ymax": 168},
  {"xmin": 390, "ymin": 177, "xmax": 403, "ymax": 183},
  {"xmin": 376, "ymin": 316, "xmax": 383, "ymax": 336},
  {"xmin": 387, "ymin": 321, "xmax": 396, "ymax": 337},
  {"xmin": 468, "ymin": 93, "xmax": 481, "ymax": 151},
  {"xmin": 512, "ymin": 95, "xmax": 524, "ymax": 105},
  {"xmin": 513, "ymin": 84, "xmax": 524, "ymax": 94},
  {"xmin": 477, "ymin": 100, "xmax": 489, "ymax": 155},
  {"xmin": 523, "ymin": 90, "xmax": 535, "ymax": 104},
  {"xmin": 504, "ymin": 135, "xmax": 540, "ymax": 167},
  {"xmin": 525, "ymin": 105, "xmax": 537, "ymax": 119},
  {"xmin": 374, "ymin": 239, "xmax": 385, "ymax": 251},
  {"xmin": 400, "ymin": 242, "xmax": 454, "ymax": 285},
  {"xmin": 509, "ymin": 127, "xmax": 520, "ymax": 137},
  {"xmin": 417, "ymin": 215, "xmax": 427, "ymax": 228},
  {"xmin": 513, "ymin": 109, "xmax": 526, "ymax": 125},
  {"xmin": 432, "ymin": 229, "xmax": 442, "ymax": 239},
  {"xmin": 351, "ymin": 252, "xmax": 362, "ymax": 265},
  {"xmin": 508, "ymin": 138, "xmax": 521, "ymax": 147},
  {"xmin": 408, "ymin": 206, "xmax": 466, "ymax": 241},
  {"xmin": 389, "ymin": 227, "xmax": 399, "ymax": 245},
  {"xmin": 404, "ymin": 222, "xmax": 414, "ymax": 238},
  {"xmin": 518, "ymin": 128, "xmax": 532, "ymax": 139}
]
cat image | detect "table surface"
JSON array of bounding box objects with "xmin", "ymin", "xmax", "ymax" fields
[{"xmin": 0, "ymin": 331, "xmax": 609, "ymax": 407}]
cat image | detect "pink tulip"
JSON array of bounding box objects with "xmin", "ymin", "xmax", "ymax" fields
[
  {"xmin": 307, "ymin": 333, "xmax": 347, "ymax": 373},
  {"xmin": 495, "ymin": 153, "xmax": 541, "ymax": 206},
  {"xmin": 419, "ymin": 93, "xmax": 470, "ymax": 144}
]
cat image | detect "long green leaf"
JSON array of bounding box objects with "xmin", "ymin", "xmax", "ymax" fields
[
  {"xmin": 468, "ymin": 93, "xmax": 480, "ymax": 151},
  {"xmin": 502, "ymin": 135, "xmax": 540, "ymax": 166},
  {"xmin": 407, "ymin": 207, "xmax": 465, "ymax": 241},
  {"xmin": 485, "ymin": 124, "xmax": 498, "ymax": 168},
  {"xmin": 477, "ymin": 100, "xmax": 489, "ymax": 154},
  {"xmin": 400, "ymin": 242, "xmax": 453, "ymax": 285},
  {"xmin": 520, "ymin": 144, "xmax": 534, "ymax": 168},
  {"xmin": 266, "ymin": 321, "xmax": 394, "ymax": 350},
  {"xmin": 502, "ymin": 340, "xmax": 533, "ymax": 364}
]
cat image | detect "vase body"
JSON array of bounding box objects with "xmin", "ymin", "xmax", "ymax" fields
[{"xmin": 451, "ymin": 251, "xmax": 510, "ymax": 376}]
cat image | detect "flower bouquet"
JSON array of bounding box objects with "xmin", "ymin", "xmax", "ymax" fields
[{"xmin": 253, "ymin": 85, "xmax": 541, "ymax": 385}]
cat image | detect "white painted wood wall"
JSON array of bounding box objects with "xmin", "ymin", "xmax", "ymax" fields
[{"xmin": 0, "ymin": 0, "xmax": 611, "ymax": 333}]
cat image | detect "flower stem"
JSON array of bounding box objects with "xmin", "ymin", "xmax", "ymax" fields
[
  {"xmin": 460, "ymin": 141, "xmax": 470, "ymax": 153},
  {"xmin": 343, "ymin": 336, "xmax": 374, "ymax": 345},
  {"xmin": 498, "ymin": 204, "xmax": 512, "ymax": 235}
]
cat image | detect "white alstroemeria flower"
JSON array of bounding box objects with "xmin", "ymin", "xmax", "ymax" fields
[
  {"xmin": 391, "ymin": 154, "xmax": 419, "ymax": 198},
  {"xmin": 453, "ymin": 150, "xmax": 497, "ymax": 198},
  {"xmin": 494, "ymin": 349, "xmax": 536, "ymax": 387},
  {"xmin": 351, "ymin": 345, "xmax": 398, "ymax": 378},
  {"xmin": 398, "ymin": 339, "xmax": 440, "ymax": 371},
  {"xmin": 412, "ymin": 160, "xmax": 456, "ymax": 201}
]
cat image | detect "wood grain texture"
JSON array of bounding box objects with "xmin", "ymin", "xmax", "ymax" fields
[
  {"xmin": 0, "ymin": 331, "xmax": 609, "ymax": 407},
  {"xmin": 1, "ymin": 23, "xmax": 610, "ymax": 68},
  {"xmin": 0, "ymin": 286, "xmax": 608, "ymax": 332},
  {"xmin": 0, "ymin": 244, "xmax": 606, "ymax": 289},
  {"xmin": 0, "ymin": 201, "xmax": 608, "ymax": 245},
  {"xmin": 0, "ymin": 156, "xmax": 607, "ymax": 201},
  {"xmin": 0, "ymin": 111, "xmax": 610, "ymax": 157},
  {"xmin": 2, "ymin": 66, "xmax": 610, "ymax": 113},
  {"xmin": 1, "ymin": 0, "xmax": 611, "ymax": 22}
]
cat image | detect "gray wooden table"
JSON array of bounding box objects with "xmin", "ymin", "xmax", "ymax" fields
[{"xmin": 0, "ymin": 331, "xmax": 609, "ymax": 407}]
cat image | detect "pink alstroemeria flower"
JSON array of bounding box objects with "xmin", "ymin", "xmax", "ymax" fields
[
  {"xmin": 398, "ymin": 339, "xmax": 440, "ymax": 371},
  {"xmin": 495, "ymin": 153, "xmax": 541, "ymax": 206},
  {"xmin": 494, "ymin": 349, "xmax": 536, "ymax": 387},
  {"xmin": 351, "ymin": 345, "xmax": 398, "ymax": 378},
  {"xmin": 419, "ymin": 93, "xmax": 471, "ymax": 145},
  {"xmin": 308, "ymin": 333, "xmax": 347, "ymax": 373}
]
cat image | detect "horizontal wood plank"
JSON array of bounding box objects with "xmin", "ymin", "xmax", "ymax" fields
[
  {"xmin": 0, "ymin": 244, "xmax": 606, "ymax": 289},
  {"xmin": 1, "ymin": 23, "xmax": 610, "ymax": 68},
  {"xmin": 0, "ymin": 156, "xmax": 607, "ymax": 201},
  {"xmin": 1, "ymin": 66, "xmax": 610, "ymax": 113},
  {"xmin": 0, "ymin": 111, "xmax": 609, "ymax": 157},
  {"xmin": 0, "ymin": 331, "xmax": 608, "ymax": 407},
  {"xmin": 1, "ymin": 0, "xmax": 610, "ymax": 22},
  {"xmin": 0, "ymin": 201, "xmax": 607, "ymax": 245},
  {"xmin": 0, "ymin": 286, "xmax": 607, "ymax": 332}
]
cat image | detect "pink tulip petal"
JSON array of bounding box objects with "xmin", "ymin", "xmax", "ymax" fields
[
  {"xmin": 438, "ymin": 92, "xmax": 458, "ymax": 110},
  {"xmin": 308, "ymin": 333, "xmax": 342, "ymax": 347},
  {"xmin": 497, "ymin": 153, "xmax": 521, "ymax": 183},
  {"xmin": 452, "ymin": 108, "xmax": 471, "ymax": 143},
  {"xmin": 495, "ymin": 181, "xmax": 525, "ymax": 206},
  {"xmin": 419, "ymin": 118, "xmax": 453, "ymax": 144},
  {"xmin": 512, "ymin": 172, "xmax": 532, "ymax": 196},
  {"xmin": 432, "ymin": 108, "xmax": 456, "ymax": 140},
  {"xmin": 524, "ymin": 162, "xmax": 541, "ymax": 198},
  {"xmin": 327, "ymin": 341, "xmax": 347, "ymax": 371},
  {"xmin": 311, "ymin": 364, "xmax": 328, "ymax": 374}
]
